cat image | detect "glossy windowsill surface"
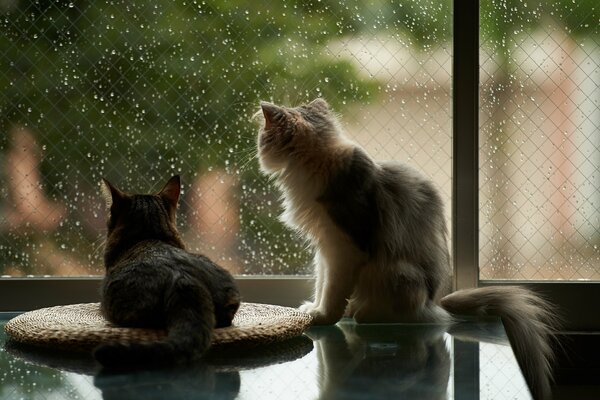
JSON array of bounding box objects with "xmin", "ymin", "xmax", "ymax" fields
[{"xmin": 0, "ymin": 314, "xmax": 531, "ymax": 399}]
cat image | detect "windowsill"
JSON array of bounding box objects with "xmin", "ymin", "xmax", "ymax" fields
[
  {"xmin": 1, "ymin": 277, "xmax": 599, "ymax": 329},
  {"xmin": 0, "ymin": 276, "xmax": 314, "ymax": 312}
]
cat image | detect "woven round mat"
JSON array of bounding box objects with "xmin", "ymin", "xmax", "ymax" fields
[
  {"xmin": 5, "ymin": 334, "xmax": 314, "ymax": 375},
  {"xmin": 5, "ymin": 302, "xmax": 313, "ymax": 353}
]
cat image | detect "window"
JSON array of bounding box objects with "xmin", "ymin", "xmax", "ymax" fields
[
  {"xmin": 0, "ymin": 1, "xmax": 451, "ymax": 277},
  {"xmin": 479, "ymin": 0, "xmax": 600, "ymax": 281},
  {"xmin": 1, "ymin": 1, "xmax": 598, "ymax": 329}
]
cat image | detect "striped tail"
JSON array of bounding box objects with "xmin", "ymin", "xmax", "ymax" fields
[{"xmin": 94, "ymin": 278, "xmax": 215, "ymax": 368}]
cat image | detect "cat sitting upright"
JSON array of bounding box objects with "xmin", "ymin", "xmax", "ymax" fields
[
  {"xmin": 94, "ymin": 175, "xmax": 240, "ymax": 367},
  {"xmin": 256, "ymin": 98, "xmax": 557, "ymax": 399}
]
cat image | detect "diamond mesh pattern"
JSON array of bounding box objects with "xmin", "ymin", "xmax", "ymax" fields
[
  {"xmin": 479, "ymin": 342, "xmax": 530, "ymax": 399},
  {"xmin": 480, "ymin": 1, "xmax": 600, "ymax": 280},
  {"xmin": 0, "ymin": 1, "xmax": 452, "ymax": 276}
]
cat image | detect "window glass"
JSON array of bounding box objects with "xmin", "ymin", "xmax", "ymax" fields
[
  {"xmin": 479, "ymin": 342, "xmax": 529, "ymax": 398},
  {"xmin": 0, "ymin": 1, "xmax": 451, "ymax": 276},
  {"xmin": 480, "ymin": 1, "xmax": 600, "ymax": 279}
]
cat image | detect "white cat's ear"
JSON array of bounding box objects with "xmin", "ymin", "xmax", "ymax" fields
[
  {"xmin": 309, "ymin": 98, "xmax": 330, "ymax": 111},
  {"xmin": 260, "ymin": 101, "xmax": 284, "ymax": 130},
  {"xmin": 159, "ymin": 175, "xmax": 181, "ymax": 209},
  {"xmin": 101, "ymin": 178, "xmax": 125, "ymax": 208}
]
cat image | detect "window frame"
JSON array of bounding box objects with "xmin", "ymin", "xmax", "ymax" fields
[
  {"xmin": 1, "ymin": 0, "xmax": 598, "ymax": 330},
  {"xmin": 453, "ymin": 0, "xmax": 600, "ymax": 331},
  {"xmin": 0, "ymin": 276, "xmax": 313, "ymax": 312}
]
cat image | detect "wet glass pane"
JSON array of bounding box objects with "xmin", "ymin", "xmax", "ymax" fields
[
  {"xmin": 480, "ymin": 0, "xmax": 600, "ymax": 280},
  {"xmin": 2, "ymin": 317, "xmax": 532, "ymax": 400},
  {"xmin": 0, "ymin": 1, "xmax": 451, "ymax": 276}
]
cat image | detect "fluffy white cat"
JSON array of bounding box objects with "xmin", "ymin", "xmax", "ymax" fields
[{"xmin": 256, "ymin": 98, "xmax": 558, "ymax": 399}]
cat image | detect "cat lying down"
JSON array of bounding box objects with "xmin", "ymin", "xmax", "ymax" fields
[
  {"xmin": 95, "ymin": 176, "xmax": 240, "ymax": 367},
  {"xmin": 256, "ymin": 98, "xmax": 558, "ymax": 400}
]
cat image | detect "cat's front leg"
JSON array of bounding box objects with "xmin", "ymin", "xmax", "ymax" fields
[
  {"xmin": 307, "ymin": 244, "xmax": 364, "ymax": 325},
  {"xmin": 299, "ymin": 250, "xmax": 326, "ymax": 314}
]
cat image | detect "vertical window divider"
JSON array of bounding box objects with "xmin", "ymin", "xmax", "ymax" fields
[
  {"xmin": 452, "ymin": 2, "xmax": 482, "ymax": 398},
  {"xmin": 452, "ymin": 0, "xmax": 480, "ymax": 291}
]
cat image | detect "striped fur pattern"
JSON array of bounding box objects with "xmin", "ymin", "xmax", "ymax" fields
[
  {"xmin": 95, "ymin": 176, "xmax": 240, "ymax": 368},
  {"xmin": 257, "ymin": 99, "xmax": 557, "ymax": 399}
]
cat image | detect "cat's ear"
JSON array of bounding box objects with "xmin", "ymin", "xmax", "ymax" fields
[
  {"xmin": 101, "ymin": 178, "xmax": 126, "ymax": 208},
  {"xmin": 260, "ymin": 101, "xmax": 285, "ymax": 130},
  {"xmin": 159, "ymin": 175, "xmax": 181, "ymax": 209},
  {"xmin": 309, "ymin": 98, "xmax": 330, "ymax": 111}
]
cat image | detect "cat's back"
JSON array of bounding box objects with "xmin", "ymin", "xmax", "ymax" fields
[
  {"xmin": 377, "ymin": 160, "xmax": 444, "ymax": 214},
  {"xmin": 104, "ymin": 241, "xmax": 183, "ymax": 295},
  {"xmin": 113, "ymin": 242, "xmax": 223, "ymax": 278},
  {"xmin": 163, "ymin": 246, "xmax": 237, "ymax": 285}
]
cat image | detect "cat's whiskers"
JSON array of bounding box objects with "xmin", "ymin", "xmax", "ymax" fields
[
  {"xmin": 295, "ymin": 79, "xmax": 324, "ymax": 105},
  {"xmin": 238, "ymin": 147, "xmax": 259, "ymax": 172},
  {"xmin": 91, "ymin": 234, "xmax": 107, "ymax": 262},
  {"xmin": 230, "ymin": 116, "xmax": 264, "ymax": 172},
  {"xmin": 228, "ymin": 100, "xmax": 266, "ymax": 122},
  {"xmin": 227, "ymin": 142, "xmax": 257, "ymax": 166}
]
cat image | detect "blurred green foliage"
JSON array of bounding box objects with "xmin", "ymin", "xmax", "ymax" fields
[
  {"xmin": 0, "ymin": 0, "xmax": 382, "ymax": 274},
  {"xmin": 0, "ymin": 0, "xmax": 378, "ymax": 183},
  {"xmin": 0, "ymin": 0, "xmax": 596, "ymax": 274}
]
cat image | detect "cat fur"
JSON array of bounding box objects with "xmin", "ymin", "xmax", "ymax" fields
[
  {"xmin": 257, "ymin": 98, "xmax": 557, "ymax": 399},
  {"xmin": 95, "ymin": 175, "xmax": 240, "ymax": 368}
]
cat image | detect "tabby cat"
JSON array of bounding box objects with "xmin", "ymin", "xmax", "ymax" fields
[
  {"xmin": 257, "ymin": 98, "xmax": 557, "ymax": 399},
  {"xmin": 94, "ymin": 175, "xmax": 240, "ymax": 367}
]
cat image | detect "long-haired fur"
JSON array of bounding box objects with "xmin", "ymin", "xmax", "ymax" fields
[{"xmin": 257, "ymin": 98, "xmax": 558, "ymax": 399}]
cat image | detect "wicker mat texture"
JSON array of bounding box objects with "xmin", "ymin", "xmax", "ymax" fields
[
  {"xmin": 5, "ymin": 302, "xmax": 313, "ymax": 353},
  {"xmin": 4, "ymin": 333, "xmax": 314, "ymax": 375}
]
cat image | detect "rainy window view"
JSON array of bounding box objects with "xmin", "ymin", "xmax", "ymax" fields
[
  {"xmin": 0, "ymin": 1, "xmax": 452, "ymax": 276},
  {"xmin": 479, "ymin": 0, "xmax": 600, "ymax": 280}
]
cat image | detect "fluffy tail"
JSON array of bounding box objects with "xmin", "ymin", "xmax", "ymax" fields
[
  {"xmin": 94, "ymin": 279, "xmax": 215, "ymax": 368},
  {"xmin": 440, "ymin": 286, "xmax": 557, "ymax": 400}
]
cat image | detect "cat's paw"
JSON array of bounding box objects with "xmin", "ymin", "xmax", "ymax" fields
[
  {"xmin": 299, "ymin": 302, "xmax": 340, "ymax": 325},
  {"xmin": 308, "ymin": 309, "xmax": 340, "ymax": 326},
  {"xmin": 299, "ymin": 301, "xmax": 317, "ymax": 314}
]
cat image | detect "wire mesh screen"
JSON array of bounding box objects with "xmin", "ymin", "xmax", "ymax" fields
[
  {"xmin": 480, "ymin": 0, "xmax": 600, "ymax": 280},
  {"xmin": 0, "ymin": 1, "xmax": 452, "ymax": 276},
  {"xmin": 479, "ymin": 342, "xmax": 530, "ymax": 399}
]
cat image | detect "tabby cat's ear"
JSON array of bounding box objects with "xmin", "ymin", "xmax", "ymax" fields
[
  {"xmin": 309, "ymin": 98, "xmax": 330, "ymax": 111},
  {"xmin": 101, "ymin": 178, "xmax": 126, "ymax": 208},
  {"xmin": 260, "ymin": 101, "xmax": 285, "ymax": 130},
  {"xmin": 159, "ymin": 175, "xmax": 181, "ymax": 209}
]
